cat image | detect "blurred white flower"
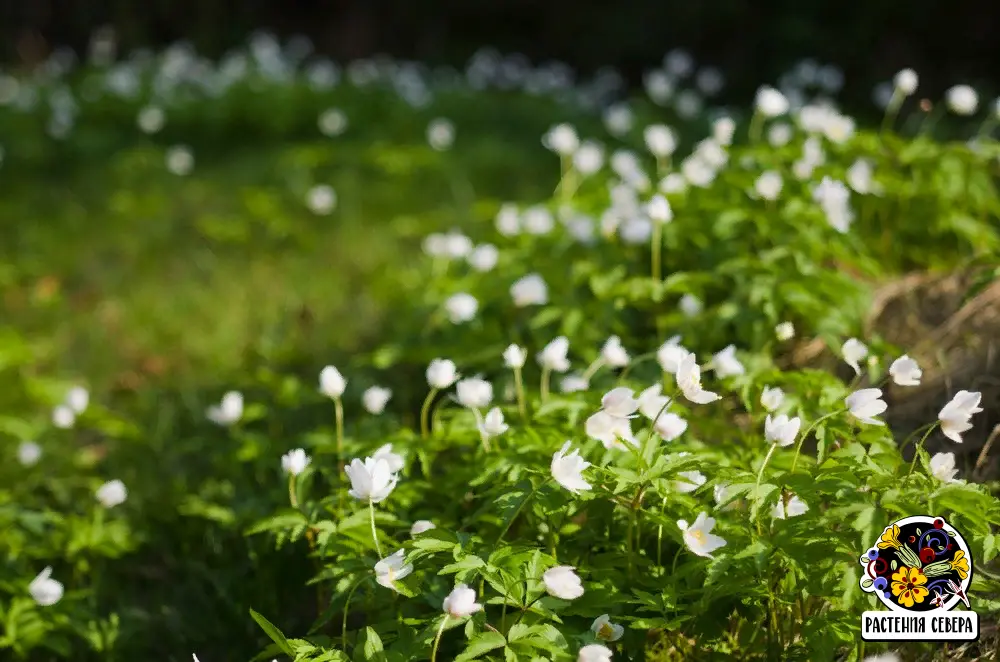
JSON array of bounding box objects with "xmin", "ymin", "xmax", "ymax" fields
[
  {"xmin": 603, "ymin": 103, "xmax": 633, "ymax": 136},
  {"xmin": 756, "ymin": 86, "xmax": 789, "ymax": 117},
  {"xmin": 495, "ymin": 203, "xmax": 521, "ymax": 236},
  {"xmin": 644, "ymin": 124, "xmax": 677, "ymax": 157},
  {"xmin": 479, "ymin": 407, "xmax": 508, "ymax": 438},
  {"xmin": 675, "ymin": 470, "xmax": 707, "ymax": 493},
  {"xmin": 841, "ymin": 338, "xmax": 868, "ymax": 375},
  {"xmin": 281, "ymin": 449, "xmax": 311, "ymax": 476},
  {"xmin": 644, "ymin": 69, "xmax": 674, "ymax": 105},
  {"xmin": 318, "ymin": 108, "xmax": 348, "ymax": 136},
  {"xmin": 678, "ymin": 512, "xmax": 727, "ymax": 558},
  {"xmin": 768, "ymin": 123, "xmax": 793, "ymax": 147},
  {"xmin": 442, "ymin": 583, "xmax": 482, "ymax": 618},
  {"xmin": 775, "ymin": 321, "xmax": 795, "ymax": 341},
  {"xmin": 585, "ymin": 410, "xmax": 635, "ymax": 449},
  {"xmin": 560, "ymin": 373, "xmax": 590, "ymax": 393},
  {"xmin": 659, "ymin": 173, "xmax": 688, "ymax": 194},
  {"xmin": 573, "ymin": 141, "xmax": 604, "ymax": 176},
  {"xmin": 444, "ymin": 292, "xmax": 478, "ymax": 324},
  {"xmin": 456, "ymin": 377, "xmax": 492, "ymax": 409},
  {"xmin": 712, "ymin": 116, "xmax": 736, "ymax": 145},
  {"xmin": 319, "ymin": 365, "xmax": 347, "ymax": 399},
  {"xmin": 345, "ymin": 457, "xmax": 397, "ymax": 502},
  {"xmin": 307, "ymin": 185, "xmax": 336, "ymax": 215},
  {"xmin": 637, "ymin": 384, "xmax": 670, "ymax": 420},
  {"xmin": 674, "ymin": 90, "xmax": 703, "ymax": 119},
  {"xmin": 677, "ymin": 354, "xmax": 720, "ymax": 404},
  {"xmin": 619, "ymin": 217, "xmax": 652, "ymax": 244},
  {"xmin": 52, "ymin": 405, "xmax": 75, "ymax": 429},
  {"xmin": 374, "ymin": 549, "xmax": 413, "ymax": 591},
  {"xmin": 207, "ymin": 391, "xmax": 243, "ymax": 426},
  {"xmin": 697, "ymin": 67, "xmax": 725, "ymax": 96},
  {"xmin": 96, "ymin": 479, "xmax": 128, "ymax": 508},
  {"xmin": 66, "ymin": 386, "xmax": 89, "ymax": 414},
  {"xmin": 410, "ymin": 520, "xmax": 436, "ymax": 536},
  {"xmin": 711, "ymin": 345, "xmax": 745, "ymax": 378},
  {"xmin": 543, "ymin": 565, "xmax": 584, "ymax": 599},
  {"xmin": 765, "ymin": 414, "xmax": 801, "ymax": 447},
  {"xmin": 137, "ymin": 105, "xmax": 165, "ymax": 134},
  {"xmin": 166, "ymin": 145, "xmax": 194, "ymax": 175},
  {"xmin": 579, "ymin": 644, "xmax": 613, "ymax": 662},
  {"xmin": 503, "ymin": 344, "xmax": 527, "ymax": 369},
  {"xmin": 929, "ymin": 452, "xmax": 959, "ymax": 482},
  {"xmin": 17, "ymin": 441, "xmax": 41, "ymax": 466},
  {"xmin": 847, "ymin": 159, "xmax": 876, "ymax": 195},
  {"xmin": 465, "ymin": 244, "xmax": 499, "ymax": 273},
  {"xmin": 680, "ymin": 156, "xmax": 716, "ymax": 188},
  {"xmin": 946, "ymin": 85, "xmax": 978, "ymax": 115},
  {"xmin": 773, "ymin": 494, "xmax": 809, "ymax": 519},
  {"xmin": 551, "ymin": 441, "xmax": 592, "ymax": 493},
  {"xmin": 664, "ymin": 49, "xmax": 694, "ymax": 78},
  {"xmin": 426, "ymin": 359, "xmax": 459, "ymax": 389},
  {"xmin": 754, "ymin": 171, "xmax": 783, "ymax": 201},
  {"xmin": 543, "ymin": 123, "xmax": 579, "ymax": 155},
  {"xmin": 443, "ymin": 231, "xmax": 473, "ymax": 259},
  {"xmin": 427, "ymin": 118, "xmax": 455, "ymax": 150},
  {"xmin": 363, "ymin": 386, "xmax": 392, "ymax": 415},
  {"xmin": 761, "ymin": 386, "xmax": 785, "ymax": 412},
  {"xmin": 538, "ymin": 336, "xmax": 571, "ymax": 372},
  {"xmin": 522, "ymin": 206, "xmax": 555, "ymax": 235},
  {"xmin": 372, "ymin": 443, "xmax": 405, "ymax": 473},
  {"xmin": 29, "ymin": 567, "xmax": 64, "ymax": 606},
  {"xmin": 679, "ymin": 293, "xmax": 702, "ymax": 317},
  {"xmin": 601, "ymin": 336, "xmax": 630, "ymax": 367},
  {"xmin": 894, "ymin": 69, "xmax": 918, "ymax": 96},
  {"xmin": 657, "ymin": 337, "xmax": 690, "ymax": 374},
  {"xmin": 813, "ymin": 176, "xmax": 854, "ymax": 233},
  {"xmin": 654, "ymin": 412, "xmax": 688, "ymax": 441},
  {"xmin": 511, "ymin": 273, "xmax": 548, "ymax": 307},
  {"xmin": 889, "ymin": 355, "xmax": 922, "ymax": 387},
  {"xmin": 591, "ymin": 614, "xmax": 624, "ymax": 642},
  {"xmin": 846, "ymin": 388, "xmax": 888, "ymax": 426},
  {"xmin": 938, "ymin": 390, "xmax": 983, "ymax": 443}
]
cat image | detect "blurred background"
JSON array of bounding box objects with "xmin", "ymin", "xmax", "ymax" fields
[{"xmin": 2, "ymin": 0, "xmax": 999, "ymax": 108}]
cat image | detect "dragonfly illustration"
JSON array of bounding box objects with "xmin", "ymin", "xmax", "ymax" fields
[{"xmin": 946, "ymin": 579, "xmax": 971, "ymax": 609}]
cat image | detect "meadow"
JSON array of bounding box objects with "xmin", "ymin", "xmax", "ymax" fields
[{"xmin": 1, "ymin": 35, "xmax": 999, "ymax": 662}]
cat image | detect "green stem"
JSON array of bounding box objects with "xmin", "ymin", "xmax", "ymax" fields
[
  {"xmin": 368, "ymin": 500, "xmax": 383, "ymax": 559},
  {"xmin": 616, "ymin": 351, "xmax": 657, "ymax": 384},
  {"xmin": 342, "ymin": 576, "xmax": 369, "ymax": 652},
  {"xmin": 897, "ymin": 421, "xmax": 936, "ymax": 455},
  {"xmin": 651, "ymin": 222, "xmax": 662, "ymax": 281},
  {"xmin": 748, "ymin": 110, "xmax": 763, "ymax": 144},
  {"xmin": 513, "ymin": 367, "xmax": 527, "ymax": 420},
  {"xmin": 540, "ymin": 367, "xmax": 552, "ymax": 406},
  {"xmin": 581, "ymin": 358, "xmax": 605, "ymax": 382},
  {"xmin": 754, "ymin": 443, "xmax": 779, "ymax": 533},
  {"xmin": 789, "ymin": 409, "xmax": 844, "ymax": 473},
  {"xmin": 880, "ymin": 92, "xmax": 902, "ymax": 136},
  {"xmin": 430, "ymin": 615, "xmax": 450, "ymax": 662},
  {"xmin": 494, "ymin": 479, "xmax": 549, "ymax": 546},
  {"xmin": 907, "ymin": 422, "xmax": 940, "ymax": 477},
  {"xmin": 472, "ymin": 408, "xmax": 491, "ymax": 452},
  {"xmin": 288, "ymin": 474, "xmax": 299, "ymax": 509},
  {"xmin": 334, "ymin": 397, "xmax": 345, "ymax": 469},
  {"xmin": 420, "ymin": 388, "xmax": 439, "ymax": 438}
]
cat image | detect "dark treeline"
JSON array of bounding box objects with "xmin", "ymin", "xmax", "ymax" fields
[{"xmin": 1, "ymin": 0, "xmax": 998, "ymax": 107}]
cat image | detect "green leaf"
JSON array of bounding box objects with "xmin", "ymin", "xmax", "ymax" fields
[
  {"xmin": 249, "ymin": 608, "xmax": 293, "ymax": 656},
  {"xmin": 244, "ymin": 510, "xmax": 308, "ymax": 536},
  {"xmin": 454, "ymin": 631, "xmax": 507, "ymax": 661},
  {"xmin": 353, "ymin": 627, "xmax": 387, "ymax": 662}
]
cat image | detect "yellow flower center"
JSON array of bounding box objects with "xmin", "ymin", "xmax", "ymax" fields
[
  {"xmin": 691, "ymin": 529, "xmax": 706, "ymax": 543},
  {"xmin": 598, "ymin": 623, "xmax": 613, "ymax": 639}
]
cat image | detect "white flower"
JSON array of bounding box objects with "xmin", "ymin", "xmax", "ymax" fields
[
  {"xmin": 427, "ymin": 118, "xmax": 455, "ymax": 150},
  {"xmin": 601, "ymin": 387, "xmax": 640, "ymax": 418},
  {"xmin": 372, "ymin": 443, "xmax": 404, "ymax": 473},
  {"xmin": 523, "ymin": 206, "xmax": 555, "ymax": 235},
  {"xmin": 511, "ymin": 273, "xmax": 548, "ymax": 307},
  {"xmin": 410, "ymin": 520, "xmax": 436, "ymax": 536},
  {"xmin": 166, "ymin": 145, "xmax": 194, "ymax": 175},
  {"xmin": 756, "ymin": 86, "xmax": 789, "ymax": 117},
  {"xmin": 578, "ymin": 644, "xmax": 613, "ymax": 662},
  {"xmin": 456, "ymin": 377, "xmax": 492, "ymax": 409},
  {"xmin": 600, "ymin": 336, "xmax": 630, "ymax": 367},
  {"xmin": 654, "ymin": 413, "xmax": 688, "ymax": 442},
  {"xmin": 773, "ymin": 494, "xmax": 809, "ymax": 519},
  {"xmin": 573, "ymin": 141, "xmax": 604, "ymax": 176},
  {"xmin": 543, "ymin": 123, "xmax": 579, "ymax": 155},
  {"xmin": 363, "ymin": 386, "xmax": 392, "ymax": 415},
  {"xmin": 644, "ymin": 70, "xmax": 674, "ymax": 104},
  {"xmin": 679, "ymin": 294, "xmax": 702, "ymax": 318},
  {"xmin": 775, "ymin": 322, "xmax": 795, "ymax": 341},
  {"xmin": 768, "ymin": 123, "xmax": 793, "ymax": 147},
  {"xmin": 946, "ymin": 85, "xmax": 978, "ymax": 116},
  {"xmin": 318, "ymin": 107, "xmax": 348, "ymax": 136},
  {"xmin": 675, "ymin": 470, "xmax": 707, "ymax": 493},
  {"xmin": 677, "ymin": 512, "xmax": 727, "ymax": 558},
  {"xmin": 52, "ymin": 404, "xmax": 75, "ymax": 429},
  {"xmin": 479, "ymin": 407, "xmax": 508, "ymax": 438},
  {"xmin": 847, "ymin": 159, "xmax": 876, "ymax": 195},
  {"xmin": 281, "ymin": 449, "xmax": 311, "ymax": 476},
  {"xmin": 938, "ymin": 390, "xmax": 983, "ymax": 443},
  {"xmin": 603, "ymin": 103, "xmax": 633, "ymax": 136},
  {"xmin": 894, "ymin": 69, "xmax": 918, "ymax": 96},
  {"xmin": 542, "ymin": 565, "xmax": 584, "ymax": 600},
  {"xmin": 137, "ymin": 105, "xmax": 165, "ymax": 134},
  {"xmin": 319, "ymin": 366, "xmax": 347, "ymax": 398},
  {"xmin": 207, "ymin": 391, "xmax": 243, "ymax": 426},
  {"xmin": 760, "ymin": 387, "xmax": 785, "ymax": 412},
  {"xmin": 637, "ymin": 384, "xmax": 670, "ymax": 420},
  {"xmin": 443, "ymin": 584, "xmax": 483, "ymax": 618},
  {"xmin": 17, "ymin": 441, "xmax": 41, "ymax": 466},
  {"xmin": 664, "ymin": 49, "xmax": 694, "ymax": 77},
  {"xmin": 659, "ymin": 173, "xmax": 687, "ymax": 194},
  {"xmin": 591, "ymin": 614, "xmax": 624, "ymax": 642},
  {"xmin": 307, "ymin": 185, "xmax": 337, "ymax": 215},
  {"xmin": 845, "ymin": 388, "xmax": 888, "ymax": 426},
  {"xmin": 560, "ymin": 374, "xmax": 590, "ymax": 393},
  {"xmin": 29, "ymin": 567, "xmax": 63, "ymax": 606},
  {"xmin": 841, "ymin": 338, "xmax": 869, "ymax": 375},
  {"xmin": 644, "ymin": 124, "xmax": 677, "ymax": 157},
  {"xmin": 657, "ymin": 337, "xmax": 690, "ymax": 374},
  {"xmin": 495, "ymin": 203, "xmax": 521, "ymax": 236},
  {"xmin": 443, "ymin": 232, "xmax": 473, "ymax": 259},
  {"xmin": 467, "ymin": 244, "xmax": 499, "ymax": 272},
  {"xmin": 930, "ymin": 452, "xmax": 959, "ymax": 482},
  {"xmin": 677, "ymin": 354, "xmax": 720, "ymax": 404},
  {"xmin": 619, "ymin": 217, "xmax": 652, "ymax": 244},
  {"xmin": 96, "ymin": 479, "xmax": 127, "ymax": 508},
  {"xmin": 711, "ymin": 345, "xmax": 745, "ymax": 378},
  {"xmin": 503, "ymin": 344, "xmax": 527, "ymax": 369},
  {"xmin": 345, "ymin": 457, "xmax": 398, "ymax": 503},
  {"xmin": 585, "ymin": 410, "xmax": 636, "ymax": 450},
  {"xmin": 646, "ymin": 194, "xmax": 673, "ymax": 224},
  {"xmin": 863, "ymin": 653, "xmax": 900, "ymax": 662},
  {"xmin": 754, "ymin": 171, "xmax": 783, "ymax": 201},
  {"xmin": 427, "ymin": 359, "xmax": 459, "ymax": 389},
  {"xmin": 374, "ymin": 549, "xmax": 414, "ymax": 591},
  {"xmin": 65, "ymin": 386, "xmax": 88, "ymax": 413},
  {"xmin": 765, "ymin": 414, "xmax": 801, "ymax": 447},
  {"xmin": 551, "ymin": 442, "xmax": 592, "ymax": 493},
  {"xmin": 713, "ymin": 117, "xmax": 736, "ymax": 145},
  {"xmin": 538, "ymin": 336, "xmax": 571, "ymax": 372},
  {"xmin": 444, "ymin": 293, "xmax": 478, "ymax": 324},
  {"xmin": 889, "ymin": 355, "xmax": 922, "ymax": 387}
]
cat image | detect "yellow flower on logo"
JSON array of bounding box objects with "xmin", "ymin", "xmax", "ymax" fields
[
  {"xmin": 878, "ymin": 524, "xmax": 902, "ymax": 549},
  {"xmin": 891, "ymin": 566, "xmax": 929, "ymax": 608},
  {"xmin": 949, "ymin": 550, "xmax": 969, "ymax": 580}
]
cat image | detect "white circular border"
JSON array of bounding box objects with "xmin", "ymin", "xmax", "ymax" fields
[{"xmin": 861, "ymin": 515, "xmax": 973, "ymax": 612}]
